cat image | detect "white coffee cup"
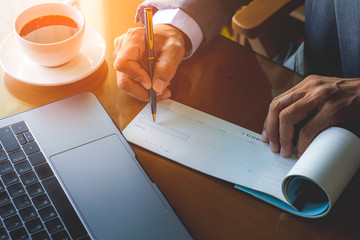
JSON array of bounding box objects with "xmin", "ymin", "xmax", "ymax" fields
[{"xmin": 14, "ymin": 2, "xmax": 85, "ymax": 67}]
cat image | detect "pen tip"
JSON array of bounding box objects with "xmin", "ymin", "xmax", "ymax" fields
[{"xmin": 152, "ymin": 114, "xmax": 156, "ymax": 122}]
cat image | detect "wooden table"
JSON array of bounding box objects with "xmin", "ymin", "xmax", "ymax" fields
[{"xmin": 1, "ymin": 1, "xmax": 360, "ymax": 239}]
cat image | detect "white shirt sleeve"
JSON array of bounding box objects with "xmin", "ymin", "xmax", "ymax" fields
[
  {"xmin": 147, "ymin": 8, "xmax": 203, "ymax": 59},
  {"xmin": 153, "ymin": 8, "xmax": 203, "ymax": 58}
]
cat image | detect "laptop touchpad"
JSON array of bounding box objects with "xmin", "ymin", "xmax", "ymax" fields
[{"xmin": 49, "ymin": 134, "xmax": 168, "ymax": 239}]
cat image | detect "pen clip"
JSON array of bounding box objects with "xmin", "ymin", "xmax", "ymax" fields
[{"xmin": 144, "ymin": 8, "xmax": 154, "ymax": 53}]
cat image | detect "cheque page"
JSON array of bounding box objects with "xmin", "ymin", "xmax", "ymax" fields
[{"xmin": 123, "ymin": 99, "xmax": 297, "ymax": 202}]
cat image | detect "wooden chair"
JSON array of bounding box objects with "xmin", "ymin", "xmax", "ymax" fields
[{"xmin": 232, "ymin": 0, "xmax": 305, "ymax": 58}]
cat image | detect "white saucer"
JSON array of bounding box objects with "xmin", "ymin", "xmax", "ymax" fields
[{"xmin": 0, "ymin": 25, "xmax": 106, "ymax": 86}]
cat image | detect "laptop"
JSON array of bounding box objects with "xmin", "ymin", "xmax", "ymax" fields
[{"xmin": 0, "ymin": 92, "xmax": 192, "ymax": 240}]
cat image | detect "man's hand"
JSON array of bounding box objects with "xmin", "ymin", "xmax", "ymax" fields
[
  {"xmin": 113, "ymin": 24, "xmax": 186, "ymax": 101},
  {"xmin": 262, "ymin": 75, "xmax": 360, "ymax": 157}
]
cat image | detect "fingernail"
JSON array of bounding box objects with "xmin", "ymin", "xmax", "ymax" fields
[
  {"xmin": 297, "ymin": 152, "xmax": 301, "ymax": 159},
  {"xmin": 269, "ymin": 141, "xmax": 278, "ymax": 152},
  {"xmin": 261, "ymin": 130, "xmax": 268, "ymax": 142},
  {"xmin": 280, "ymin": 147, "xmax": 286, "ymax": 157},
  {"xmin": 142, "ymin": 82, "xmax": 151, "ymax": 90},
  {"xmin": 153, "ymin": 79, "xmax": 168, "ymax": 93}
]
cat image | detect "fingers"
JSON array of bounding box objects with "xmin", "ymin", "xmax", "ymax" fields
[
  {"xmin": 116, "ymin": 72, "xmax": 150, "ymax": 101},
  {"xmin": 113, "ymin": 25, "xmax": 185, "ymax": 101},
  {"xmin": 152, "ymin": 27, "xmax": 185, "ymax": 93},
  {"xmin": 113, "ymin": 28, "xmax": 151, "ymax": 101},
  {"xmin": 296, "ymin": 101, "xmax": 344, "ymax": 156},
  {"xmin": 277, "ymin": 97, "xmax": 317, "ymax": 157},
  {"xmin": 117, "ymin": 71, "xmax": 172, "ymax": 101},
  {"xmin": 115, "ymin": 53, "xmax": 151, "ymax": 89},
  {"xmin": 114, "ymin": 28, "xmax": 152, "ymax": 91},
  {"xmin": 263, "ymin": 90, "xmax": 306, "ymax": 155},
  {"xmin": 262, "ymin": 75, "xmax": 360, "ymax": 158},
  {"xmin": 153, "ymin": 36, "xmax": 185, "ymax": 93},
  {"xmin": 296, "ymin": 116, "xmax": 325, "ymax": 157}
]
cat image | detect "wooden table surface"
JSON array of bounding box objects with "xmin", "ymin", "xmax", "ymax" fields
[{"xmin": 1, "ymin": 1, "xmax": 360, "ymax": 239}]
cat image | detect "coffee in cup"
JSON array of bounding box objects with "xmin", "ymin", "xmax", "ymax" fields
[{"xmin": 14, "ymin": 3, "xmax": 85, "ymax": 67}]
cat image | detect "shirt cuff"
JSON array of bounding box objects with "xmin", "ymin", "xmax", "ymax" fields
[
  {"xmin": 136, "ymin": 8, "xmax": 203, "ymax": 59},
  {"xmin": 153, "ymin": 9, "xmax": 203, "ymax": 58}
]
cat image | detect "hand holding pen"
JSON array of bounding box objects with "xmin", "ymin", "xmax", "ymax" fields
[{"xmin": 113, "ymin": 13, "xmax": 186, "ymax": 103}]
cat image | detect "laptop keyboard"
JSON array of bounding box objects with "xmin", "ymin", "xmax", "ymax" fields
[{"xmin": 0, "ymin": 121, "xmax": 90, "ymax": 240}]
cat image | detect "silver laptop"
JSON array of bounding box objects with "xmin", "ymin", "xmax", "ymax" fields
[{"xmin": 0, "ymin": 92, "xmax": 192, "ymax": 240}]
